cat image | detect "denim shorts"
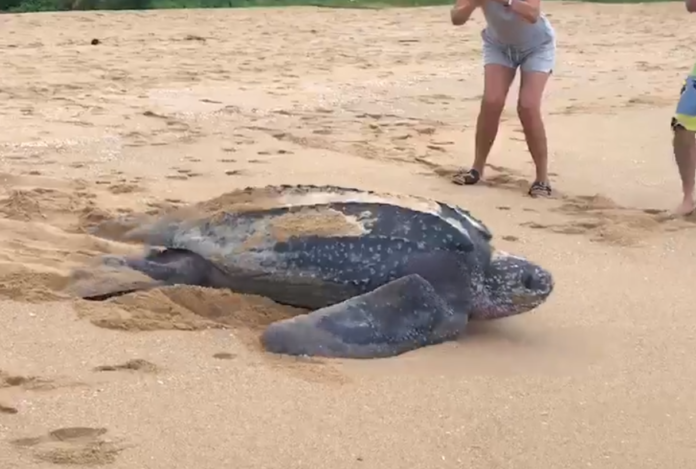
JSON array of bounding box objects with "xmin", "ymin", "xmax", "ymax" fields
[
  {"xmin": 482, "ymin": 34, "xmax": 556, "ymax": 74},
  {"xmin": 672, "ymin": 72, "xmax": 696, "ymax": 132}
]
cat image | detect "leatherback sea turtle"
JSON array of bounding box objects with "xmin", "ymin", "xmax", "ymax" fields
[{"xmin": 78, "ymin": 184, "xmax": 554, "ymax": 359}]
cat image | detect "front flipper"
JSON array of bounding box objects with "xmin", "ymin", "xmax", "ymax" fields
[{"xmin": 260, "ymin": 274, "xmax": 470, "ymax": 359}]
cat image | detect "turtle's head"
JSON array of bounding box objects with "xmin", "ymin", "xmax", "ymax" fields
[{"xmin": 474, "ymin": 250, "xmax": 554, "ymax": 320}]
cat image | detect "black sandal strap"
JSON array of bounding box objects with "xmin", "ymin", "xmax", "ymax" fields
[
  {"xmin": 528, "ymin": 181, "xmax": 552, "ymax": 197},
  {"xmin": 452, "ymin": 168, "xmax": 480, "ymax": 186}
]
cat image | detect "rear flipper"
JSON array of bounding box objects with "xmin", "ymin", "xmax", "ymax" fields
[
  {"xmin": 74, "ymin": 248, "xmax": 233, "ymax": 301},
  {"xmin": 260, "ymin": 274, "xmax": 470, "ymax": 359},
  {"xmin": 119, "ymin": 248, "xmax": 232, "ymax": 288}
]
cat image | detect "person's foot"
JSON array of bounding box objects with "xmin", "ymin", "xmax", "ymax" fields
[
  {"xmin": 675, "ymin": 198, "xmax": 696, "ymax": 216},
  {"xmin": 452, "ymin": 168, "xmax": 482, "ymax": 186},
  {"xmin": 528, "ymin": 181, "xmax": 552, "ymax": 198}
]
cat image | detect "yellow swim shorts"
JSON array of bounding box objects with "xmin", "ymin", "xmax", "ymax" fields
[{"xmin": 672, "ymin": 63, "xmax": 696, "ymax": 132}]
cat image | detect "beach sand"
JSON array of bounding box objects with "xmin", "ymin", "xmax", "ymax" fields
[{"xmin": 1, "ymin": 3, "xmax": 695, "ymax": 468}]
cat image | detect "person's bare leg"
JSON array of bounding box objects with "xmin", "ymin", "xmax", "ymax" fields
[
  {"xmin": 672, "ymin": 126, "xmax": 696, "ymax": 216},
  {"xmin": 471, "ymin": 64, "xmax": 517, "ymax": 176},
  {"xmin": 518, "ymin": 70, "xmax": 551, "ymax": 186},
  {"xmin": 672, "ymin": 72, "xmax": 696, "ymax": 216},
  {"xmin": 453, "ymin": 64, "xmax": 516, "ymax": 185}
]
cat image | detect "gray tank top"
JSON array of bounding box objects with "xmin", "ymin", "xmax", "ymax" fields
[{"xmin": 481, "ymin": 1, "xmax": 555, "ymax": 49}]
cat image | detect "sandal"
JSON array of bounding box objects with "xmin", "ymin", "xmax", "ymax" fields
[
  {"xmin": 452, "ymin": 168, "xmax": 481, "ymax": 186},
  {"xmin": 528, "ymin": 181, "xmax": 552, "ymax": 198}
]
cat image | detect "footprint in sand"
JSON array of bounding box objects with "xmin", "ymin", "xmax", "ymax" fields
[
  {"xmin": 178, "ymin": 168, "xmax": 203, "ymax": 178},
  {"xmin": 1, "ymin": 369, "xmax": 87, "ymax": 393},
  {"xmin": 426, "ymin": 144, "xmax": 446, "ymax": 153},
  {"xmin": 5, "ymin": 154, "xmax": 27, "ymax": 161},
  {"xmin": 643, "ymin": 208, "xmax": 666, "ymax": 215},
  {"xmin": 92, "ymin": 359, "xmax": 159, "ymax": 374},
  {"xmin": 0, "ymin": 402, "xmax": 19, "ymax": 414},
  {"xmin": 520, "ymin": 218, "xmax": 642, "ymax": 247},
  {"xmin": 511, "ymin": 129, "xmax": 526, "ymax": 142},
  {"xmin": 166, "ymin": 168, "xmax": 203, "ymax": 180},
  {"xmin": 224, "ymin": 170, "xmax": 247, "ymax": 177},
  {"xmin": 485, "ymin": 173, "xmax": 531, "ymax": 192},
  {"xmin": 0, "ymin": 369, "xmax": 54, "ymax": 391},
  {"xmin": 11, "ymin": 427, "xmax": 127, "ymax": 465},
  {"xmin": 108, "ymin": 183, "xmax": 143, "ymax": 195},
  {"xmin": 142, "ymin": 110, "xmax": 167, "ymax": 119},
  {"xmin": 414, "ymin": 126, "xmax": 436, "ymax": 136}
]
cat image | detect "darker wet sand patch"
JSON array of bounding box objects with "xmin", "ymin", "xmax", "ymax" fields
[
  {"xmin": 419, "ymin": 158, "xmax": 695, "ymax": 246},
  {"xmin": 10, "ymin": 427, "xmax": 127, "ymax": 465}
]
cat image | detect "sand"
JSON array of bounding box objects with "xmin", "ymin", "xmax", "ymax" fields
[{"xmin": 0, "ymin": 3, "xmax": 695, "ymax": 468}]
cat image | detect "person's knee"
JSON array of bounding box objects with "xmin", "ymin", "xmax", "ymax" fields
[
  {"xmin": 481, "ymin": 93, "xmax": 506, "ymax": 116},
  {"xmin": 517, "ymin": 97, "xmax": 541, "ymax": 121}
]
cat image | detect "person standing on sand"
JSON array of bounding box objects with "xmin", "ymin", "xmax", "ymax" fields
[
  {"xmin": 671, "ymin": 0, "xmax": 696, "ymax": 216},
  {"xmin": 449, "ymin": 0, "xmax": 555, "ymax": 198}
]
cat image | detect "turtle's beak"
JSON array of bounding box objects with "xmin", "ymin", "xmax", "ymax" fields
[{"xmin": 524, "ymin": 262, "xmax": 554, "ymax": 296}]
